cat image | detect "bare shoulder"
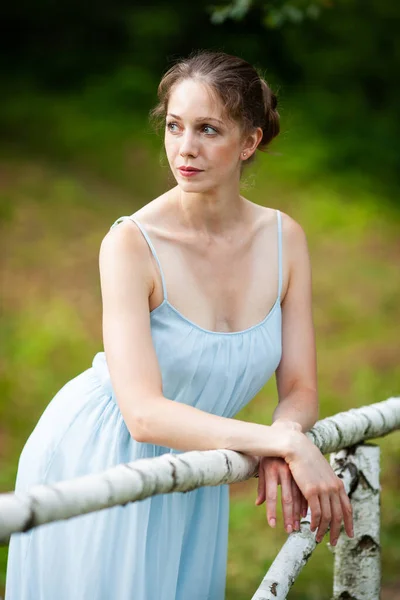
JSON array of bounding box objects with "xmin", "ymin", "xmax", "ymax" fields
[
  {"xmin": 99, "ymin": 219, "xmax": 155, "ymax": 295},
  {"xmin": 279, "ymin": 210, "xmax": 308, "ymax": 248},
  {"xmin": 100, "ymin": 219, "xmax": 148, "ymax": 264},
  {"xmin": 278, "ymin": 210, "xmax": 311, "ymax": 286},
  {"xmin": 252, "ymin": 203, "xmax": 309, "ymax": 252},
  {"xmin": 99, "ymin": 192, "xmax": 174, "ymax": 288}
]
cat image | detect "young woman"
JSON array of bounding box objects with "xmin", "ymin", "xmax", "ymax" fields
[{"xmin": 6, "ymin": 51, "xmax": 353, "ymax": 600}]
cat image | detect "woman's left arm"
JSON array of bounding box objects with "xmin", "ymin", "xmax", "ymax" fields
[
  {"xmin": 274, "ymin": 213, "xmax": 319, "ymax": 432},
  {"xmin": 255, "ymin": 214, "xmax": 318, "ymax": 531}
]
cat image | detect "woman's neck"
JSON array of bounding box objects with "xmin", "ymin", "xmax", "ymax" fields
[{"xmin": 173, "ymin": 186, "xmax": 249, "ymax": 237}]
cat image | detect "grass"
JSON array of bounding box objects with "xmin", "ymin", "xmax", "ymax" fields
[{"xmin": 0, "ymin": 119, "xmax": 399, "ymax": 597}]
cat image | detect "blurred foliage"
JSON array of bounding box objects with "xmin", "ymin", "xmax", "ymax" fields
[
  {"xmin": 209, "ymin": 0, "xmax": 325, "ymax": 27},
  {"xmin": 1, "ymin": 0, "xmax": 399, "ymax": 197}
]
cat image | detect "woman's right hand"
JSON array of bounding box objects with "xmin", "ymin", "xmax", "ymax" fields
[{"xmin": 284, "ymin": 431, "xmax": 354, "ymax": 545}]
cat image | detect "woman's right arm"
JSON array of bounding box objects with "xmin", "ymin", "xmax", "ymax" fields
[{"xmin": 99, "ymin": 221, "xmax": 353, "ymax": 543}]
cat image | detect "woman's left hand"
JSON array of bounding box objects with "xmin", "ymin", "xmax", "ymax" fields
[{"xmin": 255, "ymin": 420, "xmax": 308, "ymax": 533}]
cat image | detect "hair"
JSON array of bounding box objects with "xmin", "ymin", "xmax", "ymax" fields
[{"xmin": 150, "ymin": 50, "xmax": 280, "ymax": 162}]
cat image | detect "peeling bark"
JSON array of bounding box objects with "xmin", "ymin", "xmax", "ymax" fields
[{"xmin": 331, "ymin": 445, "xmax": 381, "ymax": 600}]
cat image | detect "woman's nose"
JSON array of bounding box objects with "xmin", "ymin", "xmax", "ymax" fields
[{"xmin": 179, "ymin": 130, "xmax": 199, "ymax": 157}]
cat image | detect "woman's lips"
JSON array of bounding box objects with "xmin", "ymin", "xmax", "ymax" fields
[{"xmin": 178, "ymin": 167, "xmax": 204, "ymax": 177}]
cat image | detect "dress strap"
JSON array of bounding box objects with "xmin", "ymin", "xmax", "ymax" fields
[
  {"xmin": 110, "ymin": 216, "xmax": 168, "ymax": 301},
  {"xmin": 276, "ymin": 209, "xmax": 283, "ymax": 300}
]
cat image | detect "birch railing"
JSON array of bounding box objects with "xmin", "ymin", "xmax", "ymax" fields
[{"xmin": 1, "ymin": 397, "xmax": 399, "ymax": 599}]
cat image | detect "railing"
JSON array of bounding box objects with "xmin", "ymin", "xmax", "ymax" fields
[{"xmin": 1, "ymin": 397, "xmax": 399, "ymax": 599}]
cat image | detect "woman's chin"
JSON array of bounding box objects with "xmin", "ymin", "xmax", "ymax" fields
[{"xmin": 178, "ymin": 180, "xmax": 209, "ymax": 192}]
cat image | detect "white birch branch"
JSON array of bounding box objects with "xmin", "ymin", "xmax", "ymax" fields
[
  {"xmin": 0, "ymin": 397, "xmax": 399, "ymax": 545},
  {"xmin": 0, "ymin": 449, "xmax": 258, "ymax": 544},
  {"xmin": 305, "ymin": 396, "xmax": 400, "ymax": 454}
]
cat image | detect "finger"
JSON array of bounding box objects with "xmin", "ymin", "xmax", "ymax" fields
[
  {"xmin": 308, "ymin": 495, "xmax": 322, "ymax": 534},
  {"xmin": 316, "ymin": 491, "xmax": 331, "ymax": 543},
  {"xmin": 265, "ymin": 469, "xmax": 279, "ymax": 528},
  {"xmin": 291, "ymin": 479, "xmax": 301, "ymax": 530},
  {"xmin": 255, "ymin": 464, "xmax": 266, "ymax": 505},
  {"xmin": 329, "ymin": 491, "xmax": 343, "ymax": 546},
  {"xmin": 301, "ymin": 495, "xmax": 308, "ymax": 519},
  {"xmin": 339, "ymin": 485, "xmax": 354, "ymax": 539},
  {"xmin": 280, "ymin": 469, "xmax": 294, "ymax": 533}
]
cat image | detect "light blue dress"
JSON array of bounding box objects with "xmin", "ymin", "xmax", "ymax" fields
[{"xmin": 5, "ymin": 210, "xmax": 283, "ymax": 600}]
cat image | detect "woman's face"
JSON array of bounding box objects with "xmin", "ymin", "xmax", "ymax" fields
[{"xmin": 164, "ymin": 79, "xmax": 245, "ymax": 193}]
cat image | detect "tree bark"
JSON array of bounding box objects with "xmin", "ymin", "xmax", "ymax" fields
[{"xmin": 331, "ymin": 444, "xmax": 381, "ymax": 600}]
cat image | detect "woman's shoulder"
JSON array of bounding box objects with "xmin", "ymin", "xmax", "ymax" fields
[
  {"xmin": 278, "ymin": 210, "xmax": 308, "ymax": 248},
  {"xmin": 248, "ymin": 203, "xmax": 310, "ymax": 288},
  {"xmin": 99, "ymin": 214, "xmax": 158, "ymax": 286},
  {"xmin": 246, "ymin": 201, "xmax": 307, "ymax": 242},
  {"xmin": 99, "ymin": 219, "xmax": 156, "ymax": 303},
  {"xmin": 101, "ymin": 216, "xmax": 147, "ymax": 257},
  {"xmin": 99, "ymin": 192, "xmax": 174, "ymax": 281}
]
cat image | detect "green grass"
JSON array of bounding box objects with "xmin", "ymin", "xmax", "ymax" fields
[{"xmin": 0, "ymin": 113, "xmax": 399, "ymax": 597}]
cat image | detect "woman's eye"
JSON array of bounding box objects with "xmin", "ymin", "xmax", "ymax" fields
[
  {"xmin": 203, "ymin": 125, "xmax": 218, "ymax": 135},
  {"xmin": 166, "ymin": 122, "xmax": 179, "ymax": 132}
]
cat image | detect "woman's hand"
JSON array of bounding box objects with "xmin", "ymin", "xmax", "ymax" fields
[
  {"xmin": 255, "ymin": 420, "xmax": 308, "ymax": 533},
  {"xmin": 284, "ymin": 430, "xmax": 354, "ymax": 546},
  {"xmin": 255, "ymin": 456, "xmax": 308, "ymax": 533}
]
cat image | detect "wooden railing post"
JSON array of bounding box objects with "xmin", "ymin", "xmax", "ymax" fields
[{"xmin": 330, "ymin": 444, "xmax": 381, "ymax": 600}]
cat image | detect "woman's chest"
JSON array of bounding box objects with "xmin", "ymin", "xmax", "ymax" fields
[{"xmin": 149, "ymin": 234, "xmax": 281, "ymax": 334}]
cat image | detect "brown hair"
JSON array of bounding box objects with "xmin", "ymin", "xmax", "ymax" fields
[{"xmin": 150, "ymin": 50, "xmax": 280, "ymax": 160}]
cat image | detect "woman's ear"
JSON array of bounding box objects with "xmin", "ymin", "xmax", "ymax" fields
[{"xmin": 241, "ymin": 127, "xmax": 263, "ymax": 159}]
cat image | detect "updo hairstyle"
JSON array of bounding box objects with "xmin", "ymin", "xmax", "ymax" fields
[{"xmin": 150, "ymin": 50, "xmax": 280, "ymax": 162}]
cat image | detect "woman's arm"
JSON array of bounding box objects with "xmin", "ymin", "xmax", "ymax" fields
[
  {"xmin": 273, "ymin": 215, "xmax": 319, "ymax": 433},
  {"xmin": 256, "ymin": 215, "xmax": 319, "ymax": 534},
  {"xmin": 99, "ymin": 220, "xmax": 290, "ymax": 458}
]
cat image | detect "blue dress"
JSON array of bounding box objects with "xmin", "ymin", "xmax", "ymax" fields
[{"xmin": 5, "ymin": 210, "xmax": 283, "ymax": 600}]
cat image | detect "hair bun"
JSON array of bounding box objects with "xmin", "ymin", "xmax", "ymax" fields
[
  {"xmin": 260, "ymin": 79, "xmax": 278, "ymax": 114},
  {"xmin": 271, "ymin": 92, "xmax": 278, "ymax": 111},
  {"xmin": 259, "ymin": 79, "xmax": 280, "ymax": 150}
]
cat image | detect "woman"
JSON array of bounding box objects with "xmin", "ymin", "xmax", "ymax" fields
[{"xmin": 6, "ymin": 50, "xmax": 353, "ymax": 600}]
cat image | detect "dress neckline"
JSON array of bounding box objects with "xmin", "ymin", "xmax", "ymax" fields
[
  {"xmin": 150, "ymin": 296, "xmax": 281, "ymax": 336},
  {"xmin": 110, "ymin": 211, "xmax": 283, "ymax": 336}
]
